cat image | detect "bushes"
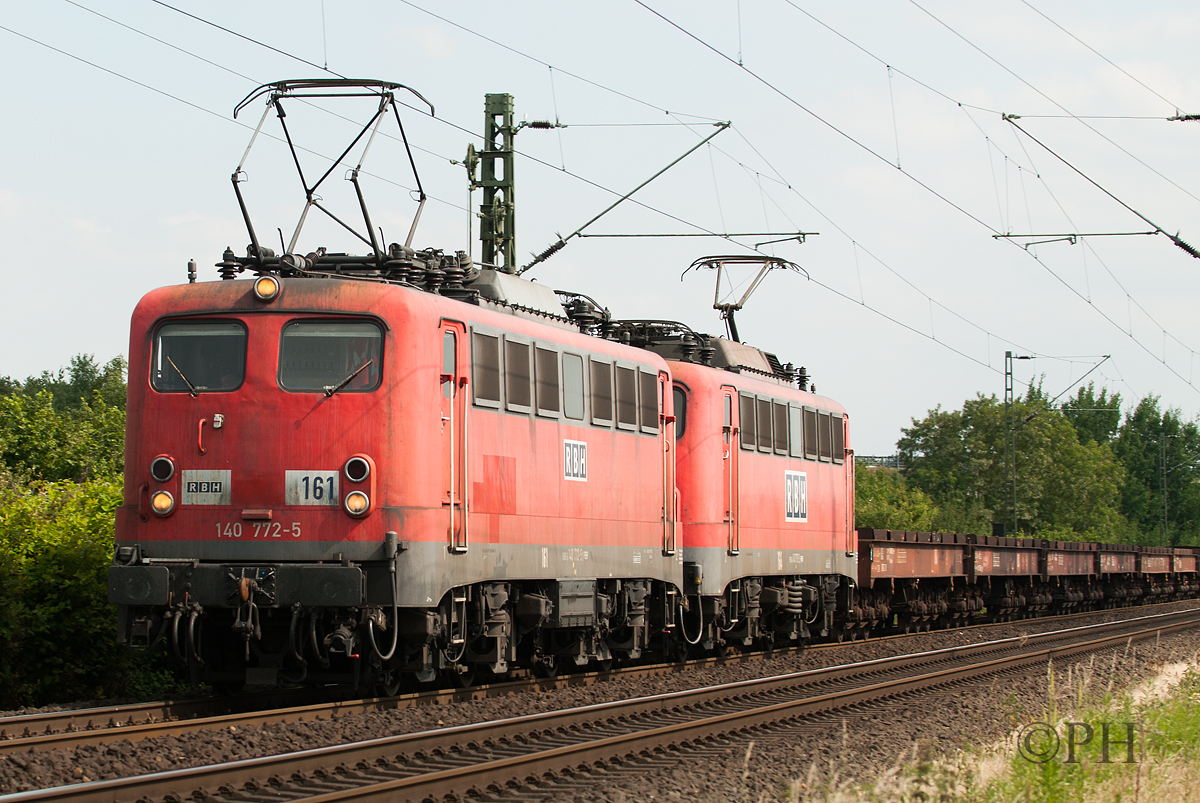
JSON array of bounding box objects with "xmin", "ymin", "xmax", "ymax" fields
[
  {"xmin": 0, "ymin": 478, "xmax": 121, "ymax": 706},
  {"xmin": 0, "ymin": 477, "xmax": 183, "ymax": 707},
  {"xmin": 0, "ymin": 356, "xmax": 181, "ymax": 707}
]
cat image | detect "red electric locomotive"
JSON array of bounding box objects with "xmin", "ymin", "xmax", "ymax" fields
[
  {"xmin": 671, "ymin": 355, "xmax": 854, "ymax": 647},
  {"xmin": 604, "ymin": 313, "xmax": 858, "ymax": 651},
  {"xmin": 110, "ymin": 266, "xmax": 682, "ymax": 689},
  {"xmin": 106, "ymin": 80, "xmax": 694, "ymax": 690}
]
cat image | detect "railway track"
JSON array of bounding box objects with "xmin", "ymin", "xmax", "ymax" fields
[
  {"xmin": 4, "ymin": 607, "xmax": 1197, "ymax": 803},
  {"xmin": 0, "ymin": 601, "xmax": 1189, "ymax": 757},
  {"xmin": 1, "ymin": 601, "xmax": 1195, "ymax": 757}
]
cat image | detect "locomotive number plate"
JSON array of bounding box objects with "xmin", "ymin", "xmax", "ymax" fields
[
  {"xmin": 216, "ymin": 522, "xmax": 302, "ymax": 538},
  {"xmin": 285, "ymin": 471, "xmax": 340, "ymax": 505}
]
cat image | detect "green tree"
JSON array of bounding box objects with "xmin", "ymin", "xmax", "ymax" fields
[
  {"xmin": 0, "ymin": 355, "xmax": 178, "ymax": 706},
  {"xmin": 0, "ymin": 351, "xmax": 126, "ymax": 482},
  {"xmin": 1060, "ymin": 382, "xmax": 1121, "ymax": 446},
  {"xmin": 898, "ymin": 390, "xmax": 1125, "ymax": 541},
  {"xmin": 0, "ymin": 478, "xmax": 130, "ymax": 705},
  {"xmin": 0, "ymin": 390, "xmax": 125, "ymax": 481},
  {"xmin": 855, "ymin": 466, "xmax": 938, "ymax": 531},
  {"xmin": 1111, "ymin": 397, "xmax": 1200, "ymax": 546},
  {"xmin": 1, "ymin": 354, "xmax": 127, "ymax": 411}
]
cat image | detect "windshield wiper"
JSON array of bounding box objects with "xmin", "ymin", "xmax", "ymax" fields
[
  {"xmin": 167, "ymin": 356, "xmax": 200, "ymax": 397},
  {"xmin": 324, "ymin": 359, "xmax": 373, "ymax": 398}
]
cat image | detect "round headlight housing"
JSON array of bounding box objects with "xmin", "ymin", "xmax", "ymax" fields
[
  {"xmin": 150, "ymin": 455, "xmax": 175, "ymax": 483},
  {"xmin": 344, "ymin": 456, "xmax": 371, "ymax": 483},
  {"xmin": 150, "ymin": 490, "xmax": 175, "ymax": 517},
  {"xmin": 253, "ymin": 275, "xmax": 281, "ymax": 302},
  {"xmin": 344, "ymin": 490, "xmax": 370, "ymax": 517}
]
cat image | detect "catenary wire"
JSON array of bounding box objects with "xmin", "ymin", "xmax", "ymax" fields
[
  {"xmin": 1017, "ymin": 0, "xmax": 1182, "ymax": 111},
  {"xmin": 18, "ymin": 5, "xmax": 1182, "ymax": 399},
  {"xmin": 143, "ymin": 0, "xmax": 1135, "ymax": 389},
  {"xmin": 0, "ymin": 21, "xmax": 468, "ymax": 217},
  {"xmin": 634, "ymin": 1, "xmax": 1001, "ymax": 234},
  {"xmin": 394, "ymin": 0, "xmax": 720, "ymax": 123},
  {"xmin": 776, "ymin": 0, "xmax": 1200, "ymax": 341},
  {"xmin": 640, "ymin": 2, "xmax": 1200, "ymax": 394},
  {"xmin": 907, "ymin": 0, "xmax": 1200, "ymax": 207},
  {"xmin": 149, "ymin": 0, "xmax": 343, "ymax": 77},
  {"xmin": 48, "ymin": 1, "xmax": 742, "ymax": 254}
]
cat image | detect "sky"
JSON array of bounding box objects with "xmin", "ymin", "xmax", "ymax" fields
[{"xmin": 3, "ymin": 1, "xmax": 1200, "ymax": 455}]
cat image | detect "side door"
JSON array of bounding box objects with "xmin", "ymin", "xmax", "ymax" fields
[
  {"xmin": 659, "ymin": 371, "xmax": 676, "ymax": 555},
  {"xmin": 440, "ymin": 321, "xmax": 468, "ymax": 552},
  {"xmin": 842, "ymin": 414, "xmax": 854, "ymax": 557},
  {"xmin": 722, "ymin": 386, "xmax": 740, "ymax": 555}
]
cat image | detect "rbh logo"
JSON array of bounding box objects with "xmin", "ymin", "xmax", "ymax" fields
[
  {"xmin": 785, "ymin": 471, "xmax": 807, "ymax": 522},
  {"xmin": 186, "ymin": 481, "xmax": 222, "ymax": 494},
  {"xmin": 564, "ymin": 440, "xmax": 588, "ymax": 481}
]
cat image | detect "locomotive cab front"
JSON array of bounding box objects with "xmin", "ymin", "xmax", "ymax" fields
[{"xmin": 111, "ymin": 277, "xmax": 396, "ymax": 688}]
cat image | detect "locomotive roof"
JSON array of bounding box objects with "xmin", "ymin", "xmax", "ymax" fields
[{"xmin": 205, "ymin": 242, "xmax": 812, "ymax": 393}]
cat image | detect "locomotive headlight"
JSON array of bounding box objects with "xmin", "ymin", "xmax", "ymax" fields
[
  {"xmin": 344, "ymin": 456, "xmax": 371, "ymax": 483},
  {"xmin": 344, "ymin": 490, "xmax": 370, "ymax": 517},
  {"xmin": 150, "ymin": 490, "xmax": 175, "ymax": 517},
  {"xmin": 150, "ymin": 455, "xmax": 175, "ymax": 483},
  {"xmin": 253, "ymin": 275, "xmax": 281, "ymax": 302}
]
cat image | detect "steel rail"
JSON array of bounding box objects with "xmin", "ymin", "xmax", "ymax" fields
[
  {"xmin": 3, "ymin": 608, "xmax": 1196, "ymax": 803},
  {"xmin": 318, "ymin": 614, "xmax": 1198, "ymax": 803},
  {"xmin": 0, "ymin": 602, "xmax": 1194, "ymax": 756}
]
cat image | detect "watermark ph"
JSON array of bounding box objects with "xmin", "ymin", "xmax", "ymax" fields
[{"xmin": 1016, "ymin": 721, "xmax": 1137, "ymax": 764}]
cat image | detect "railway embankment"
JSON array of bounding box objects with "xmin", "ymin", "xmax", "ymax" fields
[{"xmin": 1, "ymin": 601, "xmax": 1197, "ymax": 800}]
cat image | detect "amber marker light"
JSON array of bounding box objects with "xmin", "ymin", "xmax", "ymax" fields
[
  {"xmin": 253, "ymin": 275, "xmax": 281, "ymax": 301},
  {"xmin": 344, "ymin": 490, "xmax": 370, "ymax": 517},
  {"xmin": 150, "ymin": 490, "xmax": 175, "ymax": 517}
]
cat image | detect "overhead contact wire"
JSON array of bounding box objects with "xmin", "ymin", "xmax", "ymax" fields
[
  {"xmin": 646, "ymin": 3, "xmax": 1200, "ymax": 389},
  {"xmin": 0, "ymin": 21, "xmax": 468, "ymax": 217},
  {"xmin": 908, "ymin": 0, "xmax": 1200, "ymax": 207},
  {"xmin": 395, "ymin": 0, "xmax": 718, "ymax": 122},
  {"xmin": 634, "ymin": 1, "xmax": 1000, "ymax": 234},
  {"xmin": 150, "ymin": 0, "xmax": 344, "ymax": 77},
  {"xmin": 1017, "ymin": 0, "xmax": 1182, "ymax": 111},
  {"xmin": 55, "ymin": 1, "xmax": 733, "ymax": 249}
]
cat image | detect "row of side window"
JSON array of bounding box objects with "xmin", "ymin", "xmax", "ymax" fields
[
  {"xmin": 738, "ymin": 392, "xmax": 844, "ymax": 463},
  {"xmin": 470, "ymin": 330, "xmax": 659, "ymax": 434}
]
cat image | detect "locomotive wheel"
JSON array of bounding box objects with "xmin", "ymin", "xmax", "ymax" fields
[
  {"xmin": 372, "ymin": 671, "xmax": 402, "ymax": 698},
  {"xmin": 446, "ymin": 667, "xmax": 476, "ymax": 688}
]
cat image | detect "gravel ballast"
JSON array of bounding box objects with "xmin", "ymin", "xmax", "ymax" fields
[{"xmin": 1, "ymin": 601, "xmax": 1197, "ymax": 797}]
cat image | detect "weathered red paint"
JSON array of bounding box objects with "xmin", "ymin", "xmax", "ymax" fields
[
  {"xmin": 119, "ymin": 278, "xmax": 675, "ymax": 573},
  {"xmin": 671, "ymin": 360, "xmax": 854, "ymax": 588}
]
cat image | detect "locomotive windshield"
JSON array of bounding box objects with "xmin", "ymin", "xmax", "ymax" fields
[
  {"xmin": 279, "ymin": 320, "xmax": 382, "ymax": 392},
  {"xmin": 152, "ymin": 321, "xmax": 247, "ymax": 393}
]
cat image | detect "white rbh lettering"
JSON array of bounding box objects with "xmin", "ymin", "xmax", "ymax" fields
[
  {"xmin": 785, "ymin": 470, "xmax": 807, "ymax": 523},
  {"xmin": 564, "ymin": 439, "xmax": 588, "ymax": 482}
]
